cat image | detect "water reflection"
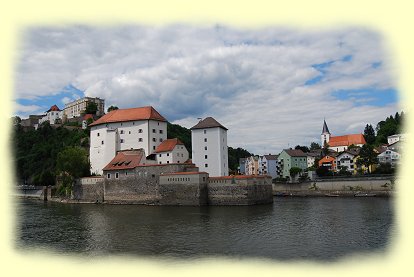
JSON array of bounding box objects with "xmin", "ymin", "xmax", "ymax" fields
[{"xmin": 16, "ymin": 197, "xmax": 393, "ymax": 261}]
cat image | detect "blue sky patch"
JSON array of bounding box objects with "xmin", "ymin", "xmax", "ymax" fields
[
  {"xmin": 16, "ymin": 84, "xmax": 84, "ymax": 114},
  {"xmin": 332, "ymin": 87, "xmax": 399, "ymax": 107}
]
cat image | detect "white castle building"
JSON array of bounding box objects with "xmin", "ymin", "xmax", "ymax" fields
[
  {"xmin": 191, "ymin": 117, "xmax": 228, "ymax": 177},
  {"xmin": 89, "ymin": 106, "xmax": 168, "ymax": 175}
]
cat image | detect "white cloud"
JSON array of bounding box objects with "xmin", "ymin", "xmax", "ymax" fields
[
  {"xmin": 15, "ymin": 25, "xmax": 399, "ymax": 154},
  {"xmin": 61, "ymin": 97, "xmax": 72, "ymax": 104}
]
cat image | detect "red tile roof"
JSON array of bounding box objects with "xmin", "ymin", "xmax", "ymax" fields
[
  {"xmin": 90, "ymin": 106, "xmax": 167, "ymax": 126},
  {"xmin": 83, "ymin": 114, "xmax": 94, "ymax": 121},
  {"xmin": 154, "ymin": 138, "xmax": 184, "ymax": 153},
  {"xmin": 103, "ymin": 150, "xmax": 144, "ymax": 171},
  {"xmin": 47, "ymin": 105, "xmax": 61, "ymax": 112},
  {"xmin": 329, "ymin": 134, "xmax": 366, "ymax": 147}
]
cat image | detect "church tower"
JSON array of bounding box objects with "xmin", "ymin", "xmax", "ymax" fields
[{"xmin": 321, "ymin": 119, "xmax": 331, "ymax": 147}]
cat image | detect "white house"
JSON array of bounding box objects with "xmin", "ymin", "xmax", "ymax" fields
[
  {"xmin": 387, "ymin": 134, "xmax": 405, "ymax": 145},
  {"xmin": 191, "ymin": 117, "xmax": 228, "ymax": 177},
  {"xmin": 38, "ymin": 105, "xmax": 63, "ymax": 126},
  {"xmin": 377, "ymin": 149, "xmax": 401, "ymax": 168},
  {"xmin": 336, "ymin": 149, "xmax": 359, "ymax": 172},
  {"xmin": 154, "ymin": 138, "xmax": 189, "ymax": 164},
  {"xmin": 89, "ymin": 106, "xmax": 168, "ymax": 175}
]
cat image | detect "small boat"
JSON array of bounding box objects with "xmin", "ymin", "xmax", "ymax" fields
[{"xmin": 354, "ymin": 193, "xmax": 376, "ymax": 197}]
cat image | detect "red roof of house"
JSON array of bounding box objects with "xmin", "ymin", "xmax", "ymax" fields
[
  {"xmin": 318, "ymin": 156, "xmax": 336, "ymax": 167},
  {"xmin": 329, "ymin": 134, "xmax": 366, "ymax": 147},
  {"xmin": 103, "ymin": 150, "xmax": 144, "ymax": 171},
  {"xmin": 90, "ymin": 106, "xmax": 167, "ymax": 126},
  {"xmin": 83, "ymin": 114, "xmax": 94, "ymax": 121},
  {"xmin": 154, "ymin": 138, "xmax": 184, "ymax": 153},
  {"xmin": 47, "ymin": 105, "xmax": 61, "ymax": 112}
]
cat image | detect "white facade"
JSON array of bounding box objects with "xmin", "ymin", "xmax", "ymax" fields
[
  {"xmin": 38, "ymin": 110, "xmax": 63, "ymax": 125},
  {"xmin": 191, "ymin": 125, "xmax": 228, "ymax": 177},
  {"xmin": 336, "ymin": 152, "xmax": 356, "ymax": 172},
  {"xmin": 306, "ymin": 155, "xmax": 316, "ymax": 168},
  {"xmin": 90, "ymin": 120, "xmax": 167, "ymax": 175},
  {"xmin": 64, "ymin": 97, "xmax": 105, "ymax": 119},
  {"xmin": 378, "ymin": 150, "xmax": 401, "ymax": 167},
  {"xmin": 387, "ymin": 134, "xmax": 405, "ymax": 145},
  {"xmin": 156, "ymin": 144, "xmax": 189, "ymax": 164}
]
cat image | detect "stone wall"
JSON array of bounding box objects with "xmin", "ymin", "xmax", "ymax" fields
[
  {"xmin": 72, "ymin": 180, "xmax": 104, "ymax": 202},
  {"xmin": 103, "ymin": 163, "xmax": 198, "ymax": 204},
  {"xmin": 273, "ymin": 176, "xmax": 395, "ymax": 195},
  {"xmin": 159, "ymin": 172, "xmax": 209, "ymax": 205},
  {"xmin": 207, "ymin": 176, "xmax": 273, "ymax": 205}
]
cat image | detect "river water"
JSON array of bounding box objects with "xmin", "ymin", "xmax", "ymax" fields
[{"xmin": 15, "ymin": 197, "xmax": 394, "ymax": 261}]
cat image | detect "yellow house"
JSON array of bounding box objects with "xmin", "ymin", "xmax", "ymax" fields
[{"xmin": 353, "ymin": 155, "xmax": 377, "ymax": 174}]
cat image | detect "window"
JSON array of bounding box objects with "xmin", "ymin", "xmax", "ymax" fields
[
  {"xmin": 152, "ymin": 129, "xmax": 156, "ymax": 133},
  {"xmin": 205, "ymin": 164, "xmax": 208, "ymax": 167},
  {"xmin": 204, "ymin": 138, "xmax": 207, "ymax": 142},
  {"xmin": 177, "ymin": 153, "xmax": 179, "ymax": 156},
  {"xmin": 159, "ymin": 154, "xmax": 162, "ymax": 157},
  {"xmin": 120, "ymin": 139, "xmax": 124, "ymax": 143},
  {"xmin": 138, "ymin": 138, "xmax": 143, "ymax": 142},
  {"xmin": 115, "ymin": 172, "xmax": 119, "ymax": 179},
  {"xmin": 139, "ymin": 129, "xmax": 143, "ymax": 133},
  {"xmin": 160, "ymin": 138, "xmax": 163, "ymax": 142},
  {"xmin": 128, "ymin": 131, "xmax": 131, "ymax": 134},
  {"xmin": 167, "ymin": 153, "xmax": 170, "ymax": 156},
  {"xmin": 107, "ymin": 173, "xmax": 111, "ymax": 179},
  {"xmin": 159, "ymin": 130, "xmax": 163, "ymax": 134},
  {"xmin": 101, "ymin": 140, "xmax": 104, "ymax": 145},
  {"xmin": 125, "ymin": 171, "xmax": 128, "ymax": 176},
  {"xmin": 120, "ymin": 130, "xmax": 124, "ymax": 134},
  {"xmin": 97, "ymin": 133, "xmax": 100, "ymax": 137},
  {"xmin": 153, "ymin": 146, "xmax": 156, "ymax": 150},
  {"xmin": 204, "ymin": 130, "xmax": 206, "ymax": 134},
  {"xmin": 167, "ymin": 161, "xmax": 170, "ymax": 164},
  {"xmin": 159, "ymin": 161, "xmax": 162, "ymax": 164},
  {"xmin": 205, "ymin": 155, "xmax": 208, "ymax": 159},
  {"xmin": 152, "ymin": 138, "xmax": 156, "ymax": 142},
  {"xmin": 204, "ymin": 146, "xmax": 207, "ymax": 150},
  {"xmin": 181, "ymin": 154, "xmax": 183, "ymax": 157}
]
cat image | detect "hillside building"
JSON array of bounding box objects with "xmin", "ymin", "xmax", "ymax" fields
[
  {"xmin": 191, "ymin": 117, "xmax": 229, "ymax": 177},
  {"xmin": 64, "ymin": 97, "xmax": 105, "ymax": 119},
  {"xmin": 38, "ymin": 105, "xmax": 63, "ymax": 126}
]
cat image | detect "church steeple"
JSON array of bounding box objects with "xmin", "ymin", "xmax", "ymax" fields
[
  {"xmin": 321, "ymin": 119, "xmax": 331, "ymax": 147},
  {"xmin": 322, "ymin": 119, "xmax": 330, "ymax": 134}
]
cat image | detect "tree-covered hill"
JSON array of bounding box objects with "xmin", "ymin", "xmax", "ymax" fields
[{"xmin": 13, "ymin": 122, "xmax": 90, "ymax": 186}]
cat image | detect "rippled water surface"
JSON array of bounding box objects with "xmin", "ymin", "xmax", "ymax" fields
[{"xmin": 16, "ymin": 197, "xmax": 394, "ymax": 261}]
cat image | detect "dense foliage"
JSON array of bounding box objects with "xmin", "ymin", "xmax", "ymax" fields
[
  {"xmin": 228, "ymin": 147, "xmax": 253, "ymax": 173},
  {"xmin": 374, "ymin": 111, "xmax": 405, "ymax": 145},
  {"xmin": 167, "ymin": 122, "xmax": 192, "ymax": 157},
  {"xmin": 13, "ymin": 122, "xmax": 90, "ymax": 186}
]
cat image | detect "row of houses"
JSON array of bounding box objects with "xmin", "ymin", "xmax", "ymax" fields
[{"xmin": 239, "ymin": 120, "xmax": 404, "ymax": 181}]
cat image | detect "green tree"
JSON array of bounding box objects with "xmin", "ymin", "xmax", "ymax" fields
[
  {"xmin": 356, "ymin": 144, "xmax": 377, "ymax": 173},
  {"xmin": 322, "ymin": 141, "xmax": 330, "ymax": 156},
  {"xmin": 289, "ymin": 167, "xmax": 302, "ymax": 179},
  {"xmin": 228, "ymin": 147, "xmax": 253, "ymax": 173},
  {"xmin": 85, "ymin": 102, "xmax": 98, "ymax": 114},
  {"xmin": 310, "ymin": 142, "xmax": 321, "ymax": 150},
  {"xmin": 107, "ymin": 105, "xmax": 119, "ymax": 112},
  {"xmin": 363, "ymin": 124, "xmax": 376, "ymax": 145},
  {"xmin": 56, "ymin": 146, "xmax": 90, "ymax": 196},
  {"xmin": 295, "ymin": 145, "xmax": 310, "ymax": 153}
]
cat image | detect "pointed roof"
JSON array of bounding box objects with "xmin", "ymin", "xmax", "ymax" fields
[
  {"xmin": 46, "ymin": 105, "xmax": 61, "ymax": 112},
  {"xmin": 190, "ymin": 117, "xmax": 228, "ymax": 130},
  {"xmin": 322, "ymin": 119, "xmax": 330, "ymax": 134},
  {"xmin": 89, "ymin": 106, "xmax": 167, "ymax": 126},
  {"xmin": 154, "ymin": 138, "xmax": 185, "ymax": 153},
  {"xmin": 103, "ymin": 149, "xmax": 144, "ymax": 171}
]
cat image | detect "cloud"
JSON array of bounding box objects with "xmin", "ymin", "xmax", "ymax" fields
[{"xmin": 14, "ymin": 25, "xmax": 400, "ymax": 154}]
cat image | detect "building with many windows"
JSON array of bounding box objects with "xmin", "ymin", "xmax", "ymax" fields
[
  {"xmin": 191, "ymin": 117, "xmax": 228, "ymax": 177},
  {"xmin": 64, "ymin": 97, "xmax": 105, "ymax": 119},
  {"xmin": 277, "ymin": 149, "xmax": 308, "ymax": 179},
  {"xmin": 89, "ymin": 106, "xmax": 167, "ymax": 175},
  {"xmin": 258, "ymin": 155, "xmax": 278, "ymax": 179}
]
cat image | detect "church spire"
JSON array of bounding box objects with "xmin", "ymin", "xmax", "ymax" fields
[{"xmin": 322, "ymin": 119, "xmax": 330, "ymax": 134}]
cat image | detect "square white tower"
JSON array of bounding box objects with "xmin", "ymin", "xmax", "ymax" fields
[{"xmin": 191, "ymin": 117, "xmax": 228, "ymax": 177}]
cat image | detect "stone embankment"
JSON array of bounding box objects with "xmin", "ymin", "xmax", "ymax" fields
[{"xmin": 273, "ymin": 176, "xmax": 396, "ymax": 197}]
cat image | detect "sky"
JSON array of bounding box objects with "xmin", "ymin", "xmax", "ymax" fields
[{"xmin": 13, "ymin": 24, "xmax": 400, "ymax": 155}]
